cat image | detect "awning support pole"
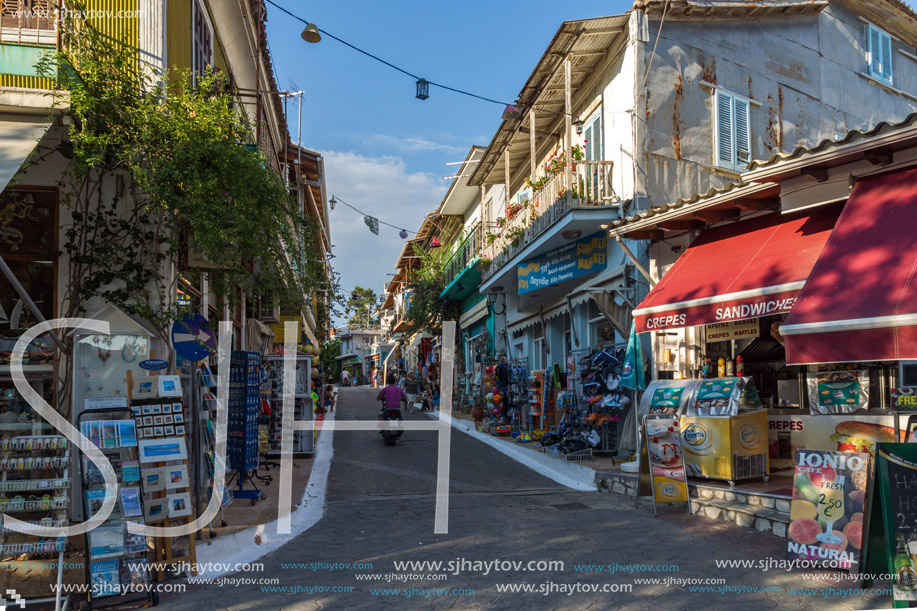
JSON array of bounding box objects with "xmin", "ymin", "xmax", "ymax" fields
[
  {"xmin": 615, "ymin": 236, "xmax": 656, "ymax": 288},
  {"xmin": 0, "ymin": 253, "xmax": 66, "ymax": 352}
]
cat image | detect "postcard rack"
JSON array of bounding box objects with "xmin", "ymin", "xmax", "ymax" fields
[{"xmin": 77, "ymin": 407, "xmax": 155, "ymax": 609}]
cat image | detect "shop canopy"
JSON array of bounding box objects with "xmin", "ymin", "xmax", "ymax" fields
[
  {"xmin": 633, "ymin": 205, "xmax": 840, "ymax": 333},
  {"xmin": 780, "ymin": 167, "xmax": 917, "ymax": 363}
]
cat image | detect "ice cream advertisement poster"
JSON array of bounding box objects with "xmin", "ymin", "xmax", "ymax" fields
[
  {"xmin": 644, "ymin": 414, "xmax": 688, "ymax": 504},
  {"xmin": 786, "ymin": 449, "xmax": 869, "ymax": 573}
]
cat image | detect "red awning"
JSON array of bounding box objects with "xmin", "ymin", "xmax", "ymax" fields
[
  {"xmin": 633, "ymin": 206, "xmax": 840, "ymax": 333},
  {"xmin": 781, "ymin": 167, "xmax": 917, "ymax": 364}
]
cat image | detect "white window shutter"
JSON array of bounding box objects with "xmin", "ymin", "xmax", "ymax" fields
[
  {"xmin": 716, "ymin": 90, "xmax": 734, "ymax": 168},
  {"xmin": 734, "ymin": 98, "xmax": 751, "ymax": 168}
]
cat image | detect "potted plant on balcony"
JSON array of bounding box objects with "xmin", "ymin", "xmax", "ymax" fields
[
  {"xmin": 477, "ymin": 256, "xmax": 492, "ymax": 272},
  {"xmin": 508, "ymin": 227, "xmax": 526, "ymax": 248}
]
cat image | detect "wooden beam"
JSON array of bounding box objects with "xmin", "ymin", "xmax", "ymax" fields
[
  {"xmin": 735, "ymin": 198, "xmax": 779, "ymax": 211},
  {"xmin": 695, "ymin": 209, "xmax": 740, "ymax": 222},
  {"xmin": 529, "ymin": 108, "xmax": 537, "ymax": 179},
  {"xmin": 865, "ymin": 150, "xmax": 893, "ymax": 166},
  {"xmin": 800, "ymin": 167, "xmax": 829, "ymax": 182},
  {"xmin": 625, "ymin": 229, "xmax": 664, "ymax": 240},
  {"xmin": 658, "ymin": 219, "xmax": 704, "ymax": 231}
]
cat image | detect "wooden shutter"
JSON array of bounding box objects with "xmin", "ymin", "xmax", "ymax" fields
[
  {"xmin": 735, "ymin": 97, "xmax": 751, "ymax": 168},
  {"xmin": 868, "ymin": 24, "xmax": 893, "ymax": 85},
  {"xmin": 715, "ymin": 89, "xmax": 734, "ymax": 169},
  {"xmin": 881, "ymin": 30, "xmax": 893, "ymax": 82},
  {"xmin": 585, "ymin": 116, "xmax": 602, "ymax": 160}
]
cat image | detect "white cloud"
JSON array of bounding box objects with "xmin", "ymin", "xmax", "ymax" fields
[
  {"xmin": 363, "ymin": 133, "xmax": 465, "ymax": 154},
  {"xmin": 320, "ymin": 150, "xmax": 448, "ymax": 321}
]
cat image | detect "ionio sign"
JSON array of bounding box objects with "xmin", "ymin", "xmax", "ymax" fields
[{"xmin": 796, "ymin": 450, "xmax": 865, "ymax": 472}]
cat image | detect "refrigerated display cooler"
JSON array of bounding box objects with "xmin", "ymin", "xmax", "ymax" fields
[{"xmin": 638, "ymin": 377, "xmax": 769, "ymax": 485}]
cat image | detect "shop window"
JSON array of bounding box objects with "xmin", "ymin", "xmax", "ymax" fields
[
  {"xmin": 192, "ymin": 0, "xmax": 214, "ymax": 81},
  {"xmin": 533, "ymin": 337, "xmax": 544, "ymax": 370},
  {"xmin": 714, "ymin": 88, "xmax": 751, "ymax": 171},
  {"xmin": 867, "ymin": 23, "xmax": 893, "ymax": 85}
]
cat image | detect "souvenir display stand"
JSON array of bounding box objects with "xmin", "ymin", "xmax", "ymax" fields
[
  {"xmin": 0, "ymin": 433, "xmax": 70, "ymax": 611},
  {"xmin": 77, "ymin": 407, "xmax": 155, "ymax": 609},
  {"xmin": 197, "ymin": 362, "xmax": 230, "ymax": 529},
  {"xmin": 0, "ymin": 334, "xmax": 71, "ymax": 611},
  {"xmin": 226, "ymin": 351, "xmax": 265, "ymax": 503},
  {"xmin": 132, "ymin": 387, "xmax": 197, "ymax": 582},
  {"xmin": 263, "ymin": 354, "xmax": 313, "ymax": 457}
]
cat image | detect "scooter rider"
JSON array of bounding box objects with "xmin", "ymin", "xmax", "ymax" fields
[{"xmin": 377, "ymin": 373, "xmax": 407, "ymax": 418}]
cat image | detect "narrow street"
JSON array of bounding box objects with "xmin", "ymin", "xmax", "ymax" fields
[{"xmin": 155, "ymin": 388, "xmax": 886, "ymax": 610}]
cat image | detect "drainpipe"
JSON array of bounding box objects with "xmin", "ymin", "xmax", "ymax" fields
[{"xmin": 614, "ymin": 235, "xmax": 655, "ymax": 288}]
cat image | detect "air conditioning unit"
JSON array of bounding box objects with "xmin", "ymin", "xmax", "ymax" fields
[
  {"xmin": 259, "ymin": 299, "xmax": 280, "ymax": 322},
  {"xmin": 901, "ymin": 361, "xmax": 917, "ymax": 387}
]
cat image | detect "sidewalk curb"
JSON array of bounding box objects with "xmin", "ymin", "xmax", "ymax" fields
[
  {"xmin": 428, "ymin": 411, "xmax": 597, "ymax": 492},
  {"xmin": 192, "ymin": 410, "xmax": 336, "ymax": 580}
]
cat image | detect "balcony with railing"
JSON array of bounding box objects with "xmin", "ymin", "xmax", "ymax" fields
[
  {"xmin": 440, "ymin": 222, "xmax": 482, "ymax": 301},
  {"xmin": 481, "ymin": 159, "xmax": 617, "ymax": 280},
  {"xmin": 0, "ymin": 0, "xmax": 57, "ymax": 89}
]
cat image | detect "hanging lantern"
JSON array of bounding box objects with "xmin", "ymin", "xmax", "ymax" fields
[
  {"xmin": 415, "ymin": 79, "xmax": 430, "ymax": 100},
  {"xmin": 399, "ymin": 229, "xmax": 409, "ymax": 239},
  {"xmin": 502, "ymin": 105, "xmax": 521, "ymax": 120}
]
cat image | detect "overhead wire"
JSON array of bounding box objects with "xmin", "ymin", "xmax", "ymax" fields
[
  {"xmin": 329, "ymin": 195, "xmax": 417, "ymax": 235},
  {"xmin": 263, "ymin": 0, "xmax": 570, "ymax": 117}
]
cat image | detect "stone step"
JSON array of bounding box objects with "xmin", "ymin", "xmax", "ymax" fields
[
  {"xmin": 595, "ymin": 470, "xmax": 791, "ymax": 538},
  {"xmin": 689, "ymin": 496, "xmax": 789, "ymax": 538}
]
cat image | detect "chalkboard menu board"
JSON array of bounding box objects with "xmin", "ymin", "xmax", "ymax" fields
[
  {"xmin": 872, "ymin": 444, "xmax": 917, "ymax": 607},
  {"xmin": 786, "ymin": 449, "xmax": 869, "ymax": 572}
]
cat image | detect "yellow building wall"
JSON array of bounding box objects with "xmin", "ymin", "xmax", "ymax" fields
[{"xmin": 167, "ymin": 0, "xmax": 193, "ymax": 77}]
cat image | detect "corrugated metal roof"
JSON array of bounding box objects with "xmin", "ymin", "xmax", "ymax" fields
[
  {"xmin": 607, "ymin": 180, "xmax": 776, "ymax": 233},
  {"xmin": 746, "ymin": 112, "xmax": 917, "ymax": 172},
  {"xmin": 634, "ymin": 0, "xmax": 828, "ymax": 19},
  {"xmin": 468, "ymin": 14, "xmax": 631, "ymax": 187}
]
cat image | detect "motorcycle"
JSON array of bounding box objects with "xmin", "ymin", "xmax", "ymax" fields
[{"xmin": 378, "ymin": 399, "xmax": 404, "ymax": 446}]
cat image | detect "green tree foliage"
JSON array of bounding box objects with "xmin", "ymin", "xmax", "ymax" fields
[
  {"xmin": 345, "ymin": 286, "xmax": 378, "ymax": 327},
  {"xmin": 43, "ymin": 7, "xmax": 322, "ymax": 335},
  {"xmin": 404, "ymin": 248, "xmax": 459, "ymax": 333}
]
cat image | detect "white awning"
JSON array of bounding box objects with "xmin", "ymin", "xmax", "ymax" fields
[{"xmin": 0, "ymin": 115, "xmax": 52, "ymax": 192}]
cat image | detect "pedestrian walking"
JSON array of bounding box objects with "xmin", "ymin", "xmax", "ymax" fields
[{"xmin": 403, "ymin": 371, "xmax": 420, "ymax": 413}]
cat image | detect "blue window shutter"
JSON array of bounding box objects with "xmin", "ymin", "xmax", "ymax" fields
[
  {"xmin": 867, "ymin": 24, "xmax": 893, "ymax": 85},
  {"xmin": 881, "ymin": 30, "xmax": 893, "ymax": 83}
]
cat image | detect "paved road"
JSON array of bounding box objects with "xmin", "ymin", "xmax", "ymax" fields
[{"xmin": 154, "ymin": 387, "xmax": 886, "ymax": 610}]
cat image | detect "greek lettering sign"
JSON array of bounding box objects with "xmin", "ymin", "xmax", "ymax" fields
[{"xmin": 517, "ymin": 231, "xmax": 606, "ymax": 294}]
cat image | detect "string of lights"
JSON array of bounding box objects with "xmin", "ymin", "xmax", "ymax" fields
[{"xmin": 263, "ymin": 0, "xmax": 570, "ymax": 117}]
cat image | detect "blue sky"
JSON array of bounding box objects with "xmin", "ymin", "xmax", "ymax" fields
[{"xmin": 264, "ymin": 0, "xmax": 633, "ymax": 320}]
